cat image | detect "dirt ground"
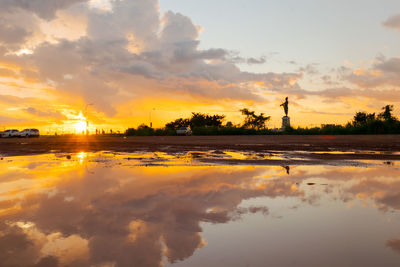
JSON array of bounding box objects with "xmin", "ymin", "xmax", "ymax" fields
[{"xmin": 0, "ymin": 135, "xmax": 399, "ymax": 162}]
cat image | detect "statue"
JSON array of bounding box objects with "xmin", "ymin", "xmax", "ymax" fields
[
  {"xmin": 280, "ymin": 97, "xmax": 291, "ymax": 130},
  {"xmin": 280, "ymin": 97, "xmax": 289, "ymax": 117}
]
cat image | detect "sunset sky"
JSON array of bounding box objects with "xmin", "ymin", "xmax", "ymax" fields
[{"xmin": 0, "ymin": 0, "xmax": 400, "ymax": 133}]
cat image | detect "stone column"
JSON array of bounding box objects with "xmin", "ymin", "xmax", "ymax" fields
[{"xmin": 281, "ymin": 116, "xmax": 291, "ymax": 130}]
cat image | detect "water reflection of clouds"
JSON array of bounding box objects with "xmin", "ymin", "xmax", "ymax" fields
[
  {"xmin": 387, "ymin": 239, "xmax": 400, "ymax": 254},
  {"xmin": 288, "ymin": 165, "xmax": 400, "ymax": 211},
  {"xmin": 0, "ymin": 154, "xmax": 399, "ymax": 266},
  {"xmin": 0, "ymin": 156, "xmax": 301, "ymax": 266}
]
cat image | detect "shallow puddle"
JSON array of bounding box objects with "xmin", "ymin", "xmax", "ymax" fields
[{"xmin": 0, "ymin": 152, "xmax": 400, "ymax": 267}]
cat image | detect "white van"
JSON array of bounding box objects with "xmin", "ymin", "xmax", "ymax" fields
[
  {"xmin": 2, "ymin": 129, "xmax": 20, "ymax": 137},
  {"xmin": 19, "ymin": 129, "xmax": 40, "ymax": 137},
  {"xmin": 176, "ymin": 127, "xmax": 192, "ymax": 136}
]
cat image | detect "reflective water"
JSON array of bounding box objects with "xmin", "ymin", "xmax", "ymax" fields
[{"xmin": 0, "ymin": 152, "xmax": 400, "ymax": 267}]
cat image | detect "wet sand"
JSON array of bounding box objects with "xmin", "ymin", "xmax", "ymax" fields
[{"xmin": 0, "ymin": 135, "xmax": 399, "ymax": 163}]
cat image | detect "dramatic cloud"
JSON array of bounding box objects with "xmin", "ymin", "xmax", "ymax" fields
[
  {"xmin": 0, "ymin": 0, "xmax": 300, "ymax": 119},
  {"xmin": 382, "ymin": 14, "xmax": 400, "ymax": 32}
]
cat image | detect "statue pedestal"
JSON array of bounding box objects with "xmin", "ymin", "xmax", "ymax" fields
[{"xmin": 281, "ymin": 116, "xmax": 291, "ymax": 130}]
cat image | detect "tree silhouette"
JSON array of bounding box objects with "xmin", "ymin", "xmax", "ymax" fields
[
  {"xmin": 190, "ymin": 113, "xmax": 225, "ymax": 128},
  {"xmin": 240, "ymin": 108, "xmax": 270, "ymax": 129},
  {"xmin": 165, "ymin": 118, "xmax": 190, "ymax": 129},
  {"xmin": 379, "ymin": 105, "xmax": 394, "ymax": 121},
  {"xmin": 165, "ymin": 113, "xmax": 225, "ymax": 129},
  {"xmin": 352, "ymin": 112, "xmax": 375, "ymax": 126}
]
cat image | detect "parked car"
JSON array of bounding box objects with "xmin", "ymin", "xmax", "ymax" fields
[
  {"xmin": 176, "ymin": 127, "xmax": 192, "ymax": 136},
  {"xmin": 2, "ymin": 129, "xmax": 20, "ymax": 137},
  {"xmin": 19, "ymin": 128, "xmax": 40, "ymax": 138}
]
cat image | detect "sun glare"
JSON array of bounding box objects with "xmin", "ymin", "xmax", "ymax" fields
[
  {"xmin": 74, "ymin": 120, "xmax": 87, "ymax": 133},
  {"xmin": 73, "ymin": 111, "xmax": 87, "ymax": 133}
]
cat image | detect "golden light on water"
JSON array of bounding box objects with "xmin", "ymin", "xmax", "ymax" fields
[{"xmin": 77, "ymin": 152, "xmax": 88, "ymax": 164}]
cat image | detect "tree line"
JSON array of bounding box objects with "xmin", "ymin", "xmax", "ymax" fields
[{"xmin": 125, "ymin": 105, "xmax": 400, "ymax": 136}]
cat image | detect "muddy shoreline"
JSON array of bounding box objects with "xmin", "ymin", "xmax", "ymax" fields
[{"xmin": 0, "ymin": 135, "xmax": 399, "ymax": 164}]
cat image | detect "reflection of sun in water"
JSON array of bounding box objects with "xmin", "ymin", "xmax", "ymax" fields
[
  {"xmin": 77, "ymin": 152, "xmax": 87, "ymax": 164},
  {"xmin": 74, "ymin": 111, "xmax": 87, "ymax": 133}
]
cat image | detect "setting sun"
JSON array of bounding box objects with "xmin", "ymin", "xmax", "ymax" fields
[
  {"xmin": 73, "ymin": 112, "xmax": 87, "ymax": 133},
  {"xmin": 74, "ymin": 120, "xmax": 87, "ymax": 133}
]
